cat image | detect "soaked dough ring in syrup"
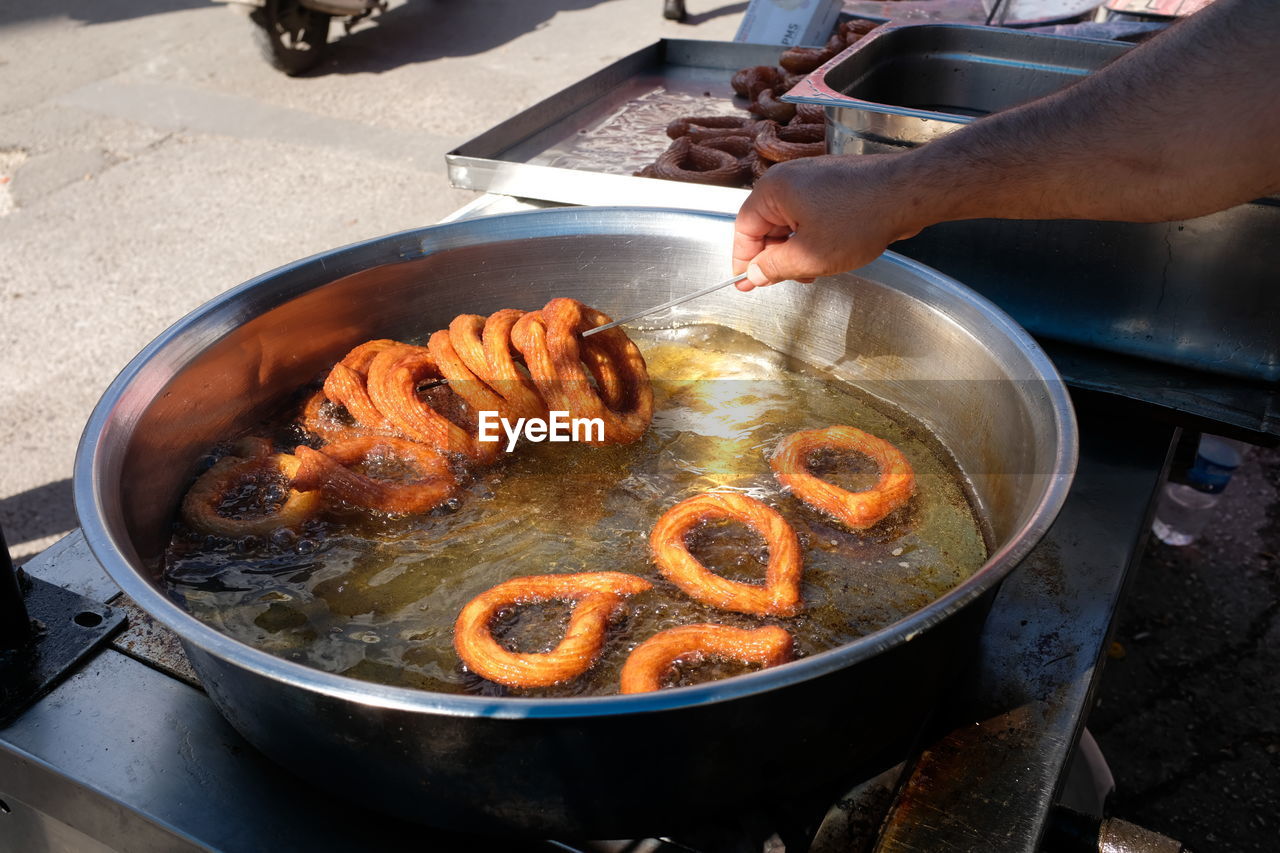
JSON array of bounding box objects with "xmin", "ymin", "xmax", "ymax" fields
[
  {"xmin": 754, "ymin": 121, "xmax": 826, "ymax": 163},
  {"xmin": 181, "ymin": 449, "xmax": 320, "ymax": 538},
  {"xmin": 770, "ymin": 426, "xmax": 915, "ymax": 530},
  {"xmin": 698, "ymin": 135, "xmax": 754, "ymax": 159},
  {"xmin": 749, "ymin": 88, "xmax": 796, "ymax": 123},
  {"xmin": 650, "ymin": 492, "xmax": 803, "ymax": 617},
  {"xmin": 510, "ymin": 298, "xmax": 654, "ymax": 445},
  {"xmin": 666, "ymin": 115, "xmax": 755, "ymax": 140},
  {"xmin": 682, "ymin": 121, "xmax": 768, "ymax": 144},
  {"xmin": 778, "ymin": 46, "xmax": 835, "ymax": 74},
  {"xmin": 646, "ymin": 136, "xmax": 748, "ymax": 187},
  {"xmin": 454, "ymin": 572, "xmax": 654, "ymax": 688},
  {"xmin": 292, "ymin": 436, "xmax": 456, "ymax": 515},
  {"xmin": 731, "ymin": 65, "xmax": 783, "ymax": 99},
  {"xmin": 794, "ymin": 102, "xmax": 825, "ymax": 125},
  {"xmin": 619, "ymin": 624, "xmax": 794, "ymax": 694}
]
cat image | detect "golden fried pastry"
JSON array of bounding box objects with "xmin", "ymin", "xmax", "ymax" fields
[
  {"xmin": 770, "ymin": 426, "xmax": 915, "ymax": 530},
  {"xmin": 323, "ymin": 339, "xmax": 407, "ymax": 434},
  {"xmin": 650, "ymin": 492, "xmax": 803, "ymax": 617},
  {"xmin": 447, "ymin": 310, "xmax": 546, "ymax": 421},
  {"xmin": 510, "ymin": 298, "xmax": 654, "ymax": 445},
  {"xmin": 292, "ymin": 436, "xmax": 456, "ymax": 515},
  {"xmin": 181, "ymin": 447, "xmax": 320, "ymax": 538},
  {"xmin": 365, "ymin": 343, "xmax": 498, "ymax": 463},
  {"xmin": 619, "ymin": 624, "xmax": 794, "ymax": 694},
  {"xmin": 454, "ymin": 572, "xmax": 654, "ymax": 688}
]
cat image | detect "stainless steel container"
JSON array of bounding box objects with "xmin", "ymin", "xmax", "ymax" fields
[
  {"xmin": 786, "ymin": 23, "xmax": 1131, "ymax": 153},
  {"xmin": 75, "ymin": 207, "xmax": 1076, "ymax": 836}
]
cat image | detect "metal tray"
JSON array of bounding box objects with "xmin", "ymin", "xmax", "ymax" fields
[
  {"xmin": 447, "ymin": 39, "xmax": 775, "ymax": 213},
  {"xmin": 787, "ymin": 23, "xmax": 1131, "ymax": 152}
]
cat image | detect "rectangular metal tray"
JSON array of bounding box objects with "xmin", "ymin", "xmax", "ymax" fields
[
  {"xmin": 446, "ymin": 39, "xmax": 774, "ymax": 213},
  {"xmin": 786, "ymin": 23, "xmax": 1131, "ymax": 152}
]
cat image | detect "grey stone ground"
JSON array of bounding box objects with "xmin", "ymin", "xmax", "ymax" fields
[
  {"xmin": 0, "ymin": 0, "xmax": 739, "ymax": 562},
  {"xmin": 2, "ymin": 2, "xmax": 1277, "ymax": 850}
]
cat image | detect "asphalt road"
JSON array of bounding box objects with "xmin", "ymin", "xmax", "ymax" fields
[{"xmin": 0, "ymin": 0, "xmax": 740, "ymax": 562}]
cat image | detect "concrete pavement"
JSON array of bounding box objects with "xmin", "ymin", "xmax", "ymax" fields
[{"xmin": 0, "ymin": 0, "xmax": 741, "ymax": 561}]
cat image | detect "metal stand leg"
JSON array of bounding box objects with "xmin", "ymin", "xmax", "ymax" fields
[
  {"xmin": 0, "ymin": 525, "xmax": 33, "ymax": 648},
  {"xmin": 0, "ymin": 524, "xmax": 126, "ymax": 724}
]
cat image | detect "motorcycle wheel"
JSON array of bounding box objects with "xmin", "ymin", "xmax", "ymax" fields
[{"xmin": 251, "ymin": 0, "xmax": 331, "ymax": 76}]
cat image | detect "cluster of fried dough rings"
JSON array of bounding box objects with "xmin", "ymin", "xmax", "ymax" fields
[
  {"xmin": 180, "ymin": 298, "xmax": 653, "ymax": 538},
  {"xmin": 635, "ymin": 109, "xmax": 826, "ymax": 188},
  {"xmin": 454, "ymin": 423, "xmax": 915, "ymax": 696},
  {"xmin": 634, "ymin": 19, "xmax": 878, "ymax": 187}
]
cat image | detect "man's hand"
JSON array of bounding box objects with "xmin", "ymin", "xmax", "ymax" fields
[
  {"xmin": 732, "ymin": 0, "xmax": 1280, "ymax": 292},
  {"xmin": 731, "ymin": 153, "xmax": 925, "ymax": 290}
]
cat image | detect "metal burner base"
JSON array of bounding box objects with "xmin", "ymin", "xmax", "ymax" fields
[{"xmin": 0, "ymin": 574, "xmax": 124, "ymax": 726}]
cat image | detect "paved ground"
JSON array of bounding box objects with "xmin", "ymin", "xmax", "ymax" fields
[
  {"xmin": 0, "ymin": 0, "xmax": 740, "ymax": 563},
  {"xmin": 2, "ymin": 3, "xmax": 1277, "ymax": 850},
  {"xmin": 1090, "ymin": 441, "xmax": 1280, "ymax": 852}
]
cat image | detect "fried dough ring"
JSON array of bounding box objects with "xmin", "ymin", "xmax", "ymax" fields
[
  {"xmin": 645, "ymin": 136, "xmax": 747, "ymax": 187},
  {"xmin": 181, "ymin": 451, "xmax": 320, "ymax": 538},
  {"xmin": 619, "ymin": 624, "xmax": 794, "ymax": 694},
  {"xmin": 748, "ymin": 151, "xmax": 771, "ymax": 181},
  {"xmin": 292, "ymin": 436, "xmax": 456, "ymax": 515},
  {"xmin": 323, "ymin": 340, "xmax": 406, "ymax": 433},
  {"xmin": 754, "ymin": 121, "xmax": 826, "ymax": 163},
  {"xmin": 770, "ymin": 426, "xmax": 915, "ymax": 530},
  {"xmin": 750, "ymin": 88, "xmax": 796, "ymax": 123},
  {"xmin": 699, "ymin": 135, "xmax": 754, "ymax": 159},
  {"xmin": 300, "ymin": 390, "xmax": 365, "ymax": 444},
  {"xmin": 428, "ymin": 328, "xmax": 510, "ymax": 422},
  {"xmin": 666, "ymin": 115, "xmax": 755, "ymax": 140},
  {"xmin": 365, "ymin": 344, "xmax": 497, "ymax": 462},
  {"xmin": 650, "ymin": 493, "xmax": 803, "ymax": 617},
  {"xmin": 731, "ymin": 65, "xmax": 783, "ymax": 99},
  {"xmin": 682, "ymin": 121, "xmax": 768, "ymax": 144},
  {"xmin": 794, "ymin": 101, "xmax": 825, "ymax": 125},
  {"xmin": 510, "ymin": 298, "xmax": 654, "ymax": 445},
  {"xmin": 454, "ymin": 572, "xmax": 654, "ymax": 688},
  {"xmin": 447, "ymin": 311, "xmax": 546, "ymax": 421},
  {"xmin": 778, "ymin": 46, "xmax": 835, "ymax": 74}
]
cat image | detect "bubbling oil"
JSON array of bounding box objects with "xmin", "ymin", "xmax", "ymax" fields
[{"xmin": 165, "ymin": 325, "xmax": 988, "ymax": 697}]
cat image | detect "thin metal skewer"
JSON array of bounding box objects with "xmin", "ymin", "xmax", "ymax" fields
[{"xmin": 580, "ymin": 272, "xmax": 750, "ymax": 337}]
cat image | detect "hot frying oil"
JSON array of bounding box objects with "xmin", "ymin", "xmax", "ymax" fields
[{"xmin": 165, "ymin": 325, "xmax": 988, "ymax": 697}]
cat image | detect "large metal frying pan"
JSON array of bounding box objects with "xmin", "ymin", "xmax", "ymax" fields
[{"xmin": 75, "ymin": 207, "xmax": 1076, "ymax": 837}]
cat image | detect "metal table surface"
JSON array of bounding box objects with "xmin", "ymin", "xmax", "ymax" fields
[{"xmin": 0, "ymin": 396, "xmax": 1174, "ymax": 852}]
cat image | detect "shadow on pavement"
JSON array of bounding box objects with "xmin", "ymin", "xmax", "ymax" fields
[{"xmin": 0, "ymin": 479, "xmax": 77, "ymax": 557}]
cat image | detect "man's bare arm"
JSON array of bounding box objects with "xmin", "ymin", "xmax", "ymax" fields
[{"xmin": 733, "ymin": 0, "xmax": 1280, "ymax": 288}]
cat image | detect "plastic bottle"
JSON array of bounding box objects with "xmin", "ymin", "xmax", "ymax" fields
[{"xmin": 1151, "ymin": 434, "xmax": 1243, "ymax": 546}]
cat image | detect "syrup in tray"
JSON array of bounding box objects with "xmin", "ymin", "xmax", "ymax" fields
[{"xmin": 164, "ymin": 325, "xmax": 989, "ymax": 697}]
